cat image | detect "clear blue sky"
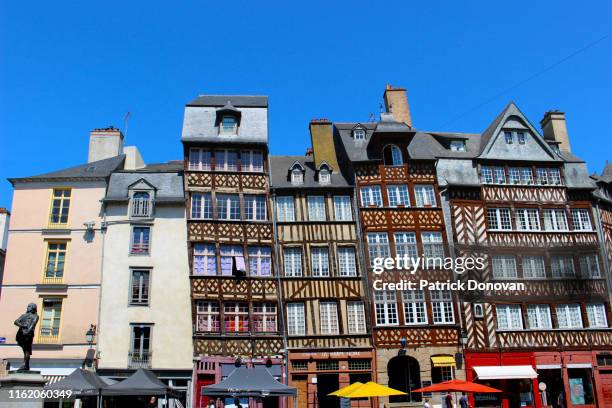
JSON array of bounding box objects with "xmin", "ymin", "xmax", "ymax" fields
[{"xmin": 1, "ymin": 1, "xmax": 611, "ymax": 209}]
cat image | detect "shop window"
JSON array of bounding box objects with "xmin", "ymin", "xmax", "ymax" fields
[
  {"xmin": 567, "ymin": 368, "xmax": 595, "ymax": 404},
  {"xmin": 316, "ymin": 360, "xmax": 339, "ymax": 371}
]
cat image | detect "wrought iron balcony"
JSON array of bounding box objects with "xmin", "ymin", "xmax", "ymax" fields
[{"xmin": 128, "ymin": 351, "xmax": 152, "ymax": 368}]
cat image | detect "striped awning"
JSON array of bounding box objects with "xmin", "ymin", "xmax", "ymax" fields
[
  {"xmin": 43, "ymin": 375, "xmax": 66, "ymax": 385},
  {"xmin": 431, "ymin": 355, "xmax": 456, "ymax": 367}
]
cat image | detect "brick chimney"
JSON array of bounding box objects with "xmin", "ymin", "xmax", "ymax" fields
[
  {"xmin": 88, "ymin": 126, "xmax": 124, "ymax": 163},
  {"xmin": 309, "ymin": 119, "xmax": 339, "ymax": 171},
  {"xmin": 383, "ymin": 84, "xmax": 412, "ymax": 127},
  {"xmin": 540, "ymin": 111, "xmax": 571, "ymax": 152}
]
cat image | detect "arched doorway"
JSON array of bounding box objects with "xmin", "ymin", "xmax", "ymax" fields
[{"xmin": 388, "ymin": 355, "xmax": 422, "ymax": 403}]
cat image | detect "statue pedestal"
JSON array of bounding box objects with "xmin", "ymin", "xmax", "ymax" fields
[{"xmin": 0, "ymin": 371, "xmax": 46, "ymax": 408}]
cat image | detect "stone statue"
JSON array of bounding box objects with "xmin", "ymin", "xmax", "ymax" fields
[{"xmin": 13, "ymin": 303, "xmax": 39, "ymax": 371}]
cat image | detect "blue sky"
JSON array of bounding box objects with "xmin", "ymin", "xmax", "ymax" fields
[{"xmin": 1, "ymin": 1, "xmax": 611, "ymax": 208}]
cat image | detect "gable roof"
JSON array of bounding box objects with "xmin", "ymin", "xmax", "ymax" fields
[
  {"xmin": 187, "ymin": 95, "xmax": 268, "ymax": 108},
  {"xmin": 270, "ymin": 155, "xmax": 351, "ymax": 189},
  {"xmin": 9, "ymin": 155, "xmax": 126, "ymax": 184},
  {"xmin": 105, "ymin": 169, "xmax": 185, "ymax": 203}
]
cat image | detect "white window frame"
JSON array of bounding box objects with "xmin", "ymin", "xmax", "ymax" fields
[
  {"xmin": 431, "ymin": 290, "xmax": 455, "ymax": 324},
  {"xmin": 579, "ymin": 254, "xmax": 601, "ymax": 278},
  {"xmin": 311, "ymin": 247, "xmax": 330, "ymax": 277},
  {"xmin": 492, "ymin": 255, "xmax": 518, "ymax": 279},
  {"xmin": 338, "ymin": 247, "xmax": 357, "ymax": 277},
  {"xmin": 496, "ymin": 304, "xmax": 523, "ymax": 330},
  {"xmin": 374, "ymin": 291, "xmax": 398, "ymax": 326},
  {"xmin": 244, "ymin": 195, "xmax": 267, "ymax": 221},
  {"xmin": 551, "ymin": 255, "xmax": 576, "ymax": 278},
  {"xmin": 284, "ymin": 247, "xmax": 303, "ymax": 277},
  {"xmin": 319, "ymin": 301, "xmax": 339, "ymax": 335},
  {"xmin": 402, "ymin": 290, "xmax": 427, "ymax": 325},
  {"xmin": 291, "ymin": 168, "xmax": 303, "ymax": 185},
  {"xmin": 319, "ymin": 169, "xmax": 331, "ymax": 185},
  {"xmin": 360, "ymin": 185, "xmax": 383, "ymax": 207},
  {"xmin": 240, "ymin": 150, "xmax": 264, "ymax": 172},
  {"xmin": 571, "ymin": 209, "xmax": 592, "ymax": 231},
  {"xmin": 287, "ymin": 303, "xmax": 306, "ymax": 335},
  {"xmin": 527, "ymin": 304, "xmax": 552, "ymax": 329},
  {"xmin": 191, "ymin": 192, "xmax": 213, "ymax": 220},
  {"xmin": 543, "ymin": 209, "xmax": 569, "ymax": 231},
  {"xmin": 307, "ymin": 196, "xmax": 326, "ymax": 221},
  {"xmin": 216, "ymin": 194, "xmax": 241, "ymax": 220},
  {"xmin": 515, "ymin": 208, "xmax": 541, "ymax": 231},
  {"xmin": 188, "ymin": 148, "xmax": 212, "ymax": 171},
  {"xmin": 422, "ymin": 232, "xmax": 444, "ymax": 258},
  {"xmin": 586, "ymin": 303, "xmax": 608, "ymax": 328},
  {"xmin": 333, "ymin": 196, "xmax": 352, "ymax": 221},
  {"xmin": 215, "ymin": 149, "xmax": 238, "ymax": 171},
  {"xmin": 522, "ymin": 256, "xmax": 546, "ymax": 279},
  {"xmin": 414, "ymin": 185, "xmax": 436, "ymax": 207},
  {"xmin": 347, "ymin": 301, "xmax": 367, "ymax": 334},
  {"xmin": 276, "ymin": 196, "xmax": 295, "ymax": 222},
  {"xmin": 367, "ymin": 233, "xmax": 390, "ymax": 266},
  {"xmin": 487, "ymin": 208, "xmax": 512, "ymax": 230},
  {"xmin": 556, "ymin": 304, "xmax": 583, "ymax": 329},
  {"xmin": 394, "ymin": 232, "xmax": 418, "ymax": 260},
  {"xmin": 387, "ymin": 184, "xmax": 410, "ymax": 207}
]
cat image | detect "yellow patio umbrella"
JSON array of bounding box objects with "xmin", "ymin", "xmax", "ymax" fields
[
  {"xmin": 340, "ymin": 382, "xmax": 407, "ymax": 398},
  {"xmin": 328, "ymin": 381, "xmax": 364, "ymax": 397}
]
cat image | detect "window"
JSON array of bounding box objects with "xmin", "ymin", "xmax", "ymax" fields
[
  {"xmin": 248, "ymin": 246, "xmax": 271, "ymax": 276},
  {"xmin": 131, "ymin": 192, "xmax": 152, "ymax": 217},
  {"xmin": 338, "ymin": 247, "xmax": 357, "ymax": 276},
  {"xmin": 311, "ymin": 247, "xmax": 329, "ymax": 277},
  {"xmin": 492, "ymin": 255, "xmax": 517, "ymax": 279},
  {"xmin": 367, "ymin": 233, "xmax": 390, "ymax": 266},
  {"xmin": 253, "ymin": 303, "xmax": 277, "ymax": 332},
  {"xmin": 216, "ymin": 194, "xmax": 240, "ymax": 220},
  {"xmin": 241, "ymin": 150, "xmax": 263, "ymax": 172},
  {"xmin": 276, "ymin": 196, "xmax": 295, "ymax": 222},
  {"xmin": 40, "ymin": 298, "xmax": 62, "ymax": 339},
  {"xmin": 188, "ymin": 148, "xmax": 212, "ymax": 171},
  {"xmin": 349, "ymin": 360, "xmax": 371, "ymax": 371},
  {"xmin": 515, "ymin": 209, "xmax": 540, "ymax": 231},
  {"xmin": 49, "ymin": 189, "xmax": 71, "ymax": 225},
  {"xmin": 130, "ymin": 269, "xmax": 150, "ymax": 305},
  {"xmin": 402, "ymin": 290, "xmax": 427, "ymax": 325},
  {"xmin": 307, "ymin": 196, "xmax": 326, "ymax": 221},
  {"xmin": 579, "ymin": 254, "xmax": 601, "ymax": 278},
  {"xmin": 551, "ymin": 255, "xmax": 575, "ymax": 278},
  {"xmin": 129, "ymin": 325, "xmax": 151, "ymax": 367},
  {"xmin": 193, "ymin": 244, "xmax": 217, "ymax": 275},
  {"xmin": 536, "ymin": 168, "xmax": 561, "ymax": 185},
  {"xmin": 284, "ymin": 247, "xmax": 302, "ymax": 277},
  {"xmin": 353, "ymin": 128, "xmax": 366, "ymax": 140},
  {"xmin": 360, "ymin": 185, "xmax": 383, "ymax": 207},
  {"xmin": 527, "ymin": 305, "xmax": 552, "ymax": 329},
  {"xmin": 586, "ymin": 303, "xmax": 608, "ymax": 328},
  {"xmin": 522, "ymin": 256, "xmax": 546, "ymax": 279},
  {"xmin": 196, "ymin": 301, "xmax": 220, "ymax": 332},
  {"xmin": 556, "ymin": 304, "xmax": 583, "ymax": 328},
  {"xmin": 481, "ymin": 166, "xmax": 506, "ymax": 184},
  {"xmin": 244, "ymin": 195, "xmax": 267, "ymax": 221},
  {"xmin": 414, "ymin": 185, "xmax": 436, "ymax": 207},
  {"xmin": 496, "ymin": 304, "xmax": 523, "ymax": 330},
  {"xmin": 291, "ymin": 168, "xmax": 303, "ymax": 185},
  {"xmin": 374, "ymin": 291, "xmax": 398, "ymax": 326},
  {"xmin": 431, "ymin": 291, "xmax": 454, "ymax": 324},
  {"xmin": 394, "ymin": 232, "xmax": 418, "ymax": 260},
  {"xmin": 224, "ymin": 303, "xmax": 249, "ymax": 333},
  {"xmin": 220, "ymin": 115, "xmax": 237, "ymax": 135},
  {"xmin": 432, "ymin": 365, "xmax": 454, "ymax": 384},
  {"xmin": 215, "ymin": 150, "xmax": 238, "ymax": 171},
  {"xmin": 386, "ymin": 145, "xmax": 403, "ymax": 166},
  {"xmin": 191, "ymin": 193, "xmax": 213, "ymax": 220},
  {"xmin": 287, "ymin": 303, "xmax": 306, "ymax": 335},
  {"xmin": 517, "ymin": 131, "xmax": 526, "ymax": 144},
  {"xmin": 347, "ymin": 301, "xmax": 367, "ymax": 334},
  {"xmin": 422, "ymin": 232, "xmax": 444, "ymax": 258},
  {"xmin": 317, "ymin": 361, "xmax": 339, "ymax": 371},
  {"xmin": 543, "ymin": 209, "xmax": 568, "ymax": 231},
  {"xmin": 387, "ymin": 185, "xmax": 410, "ymax": 207},
  {"xmin": 504, "ymin": 131, "xmax": 513, "ymax": 144},
  {"xmin": 450, "ymin": 140, "xmax": 466, "ymax": 151},
  {"xmin": 487, "ymin": 208, "xmax": 512, "ymax": 230},
  {"xmin": 333, "ymin": 196, "xmax": 352, "ymax": 221},
  {"xmin": 220, "ymin": 245, "xmax": 244, "ymax": 276},
  {"xmin": 509, "ymin": 167, "xmax": 533, "ymax": 184},
  {"xmin": 44, "ymin": 242, "xmax": 66, "ymax": 281},
  {"xmin": 131, "ymin": 226, "xmax": 151, "ymax": 254},
  {"xmin": 571, "ymin": 209, "xmax": 592, "ymax": 231},
  {"xmin": 319, "ymin": 169, "xmax": 331, "ymax": 185},
  {"xmin": 319, "ymin": 302, "xmax": 339, "ymax": 335}
]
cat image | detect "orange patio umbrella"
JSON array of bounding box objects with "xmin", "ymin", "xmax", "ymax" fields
[{"xmin": 412, "ymin": 380, "xmax": 502, "ymax": 393}]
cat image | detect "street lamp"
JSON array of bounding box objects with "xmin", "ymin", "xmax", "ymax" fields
[
  {"xmin": 460, "ymin": 330, "xmax": 468, "ymax": 347},
  {"xmin": 85, "ymin": 324, "xmax": 96, "ymax": 346}
]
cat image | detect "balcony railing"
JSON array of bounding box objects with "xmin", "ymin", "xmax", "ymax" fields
[
  {"xmin": 37, "ymin": 328, "xmax": 60, "ymax": 344},
  {"xmin": 41, "ymin": 275, "xmax": 63, "ymax": 285},
  {"xmin": 128, "ymin": 351, "xmax": 152, "ymax": 368},
  {"xmin": 131, "ymin": 198, "xmax": 152, "ymax": 217}
]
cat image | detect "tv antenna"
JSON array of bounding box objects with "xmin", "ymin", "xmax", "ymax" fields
[{"xmin": 124, "ymin": 111, "xmax": 132, "ymax": 139}]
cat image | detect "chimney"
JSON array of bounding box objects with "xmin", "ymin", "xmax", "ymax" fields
[
  {"xmin": 0, "ymin": 208, "xmax": 10, "ymax": 251},
  {"xmin": 123, "ymin": 146, "xmax": 145, "ymax": 170},
  {"xmin": 383, "ymin": 84, "xmax": 412, "ymax": 127},
  {"xmin": 309, "ymin": 119, "xmax": 339, "ymax": 171},
  {"xmin": 540, "ymin": 111, "xmax": 571, "ymax": 152},
  {"xmin": 88, "ymin": 126, "xmax": 124, "ymax": 163}
]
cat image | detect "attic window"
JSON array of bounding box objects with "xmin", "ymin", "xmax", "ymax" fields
[
  {"xmin": 517, "ymin": 131, "xmax": 526, "ymax": 145},
  {"xmin": 319, "ymin": 169, "xmax": 331, "ymax": 185},
  {"xmin": 504, "ymin": 131, "xmax": 513, "ymax": 144},
  {"xmin": 383, "ymin": 145, "xmax": 403, "ymax": 166},
  {"xmin": 291, "ymin": 168, "xmax": 303, "ymax": 185},
  {"xmin": 220, "ymin": 116, "xmax": 238, "ymax": 135},
  {"xmin": 450, "ymin": 140, "xmax": 465, "ymax": 151},
  {"xmin": 353, "ymin": 128, "xmax": 365, "ymax": 141}
]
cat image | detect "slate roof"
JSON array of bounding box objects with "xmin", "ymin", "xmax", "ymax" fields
[
  {"xmin": 270, "ymin": 155, "xmax": 352, "ymax": 189},
  {"xmin": 187, "ymin": 95, "xmax": 268, "ymax": 108},
  {"xmin": 9, "ymin": 155, "xmax": 126, "ymax": 184},
  {"xmin": 104, "ymin": 163, "xmax": 184, "ymax": 202}
]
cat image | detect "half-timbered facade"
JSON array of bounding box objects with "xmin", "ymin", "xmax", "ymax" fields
[
  {"xmin": 181, "ymin": 95, "xmax": 285, "ymax": 408},
  {"xmin": 270, "ymin": 120, "xmax": 373, "ymax": 408},
  {"xmin": 334, "ymin": 86, "xmax": 465, "ymax": 406},
  {"xmin": 440, "ymin": 104, "xmax": 612, "ymax": 408}
]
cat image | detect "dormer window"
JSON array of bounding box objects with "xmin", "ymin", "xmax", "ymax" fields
[
  {"xmin": 504, "ymin": 131, "xmax": 513, "ymax": 144},
  {"xmin": 383, "ymin": 145, "xmax": 403, "ymax": 166},
  {"xmin": 220, "ymin": 115, "xmax": 237, "ymax": 135},
  {"xmin": 353, "ymin": 128, "xmax": 366, "ymax": 141},
  {"xmin": 517, "ymin": 131, "xmax": 526, "ymax": 145},
  {"xmin": 319, "ymin": 169, "xmax": 331, "ymax": 185},
  {"xmin": 131, "ymin": 191, "xmax": 152, "ymax": 217},
  {"xmin": 291, "ymin": 168, "xmax": 303, "ymax": 185},
  {"xmin": 450, "ymin": 140, "xmax": 466, "ymax": 151}
]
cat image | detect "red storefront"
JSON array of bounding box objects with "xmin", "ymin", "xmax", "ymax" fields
[{"xmin": 465, "ymin": 352, "xmax": 540, "ymax": 408}]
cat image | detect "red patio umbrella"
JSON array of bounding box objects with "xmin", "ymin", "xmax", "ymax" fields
[{"xmin": 412, "ymin": 380, "xmax": 502, "ymax": 393}]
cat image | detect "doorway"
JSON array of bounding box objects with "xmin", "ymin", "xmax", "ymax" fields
[{"xmin": 317, "ymin": 373, "xmax": 340, "ymax": 408}]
